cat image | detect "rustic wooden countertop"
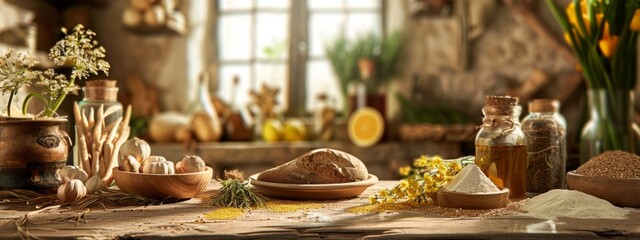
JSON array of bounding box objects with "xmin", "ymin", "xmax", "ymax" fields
[{"xmin": 1, "ymin": 181, "xmax": 639, "ymax": 239}]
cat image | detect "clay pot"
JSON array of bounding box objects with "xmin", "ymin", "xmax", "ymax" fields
[{"xmin": 0, "ymin": 118, "xmax": 71, "ymax": 189}]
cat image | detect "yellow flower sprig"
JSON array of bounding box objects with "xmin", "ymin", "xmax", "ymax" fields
[{"xmin": 369, "ymin": 155, "xmax": 473, "ymax": 205}]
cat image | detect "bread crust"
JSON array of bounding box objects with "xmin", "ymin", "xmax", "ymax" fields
[{"xmin": 257, "ymin": 148, "xmax": 368, "ymax": 184}]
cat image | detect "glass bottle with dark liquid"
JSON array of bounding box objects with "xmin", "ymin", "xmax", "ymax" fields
[{"xmin": 475, "ymin": 96, "xmax": 527, "ymax": 199}]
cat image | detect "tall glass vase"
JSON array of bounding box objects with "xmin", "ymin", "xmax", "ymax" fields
[{"xmin": 580, "ymin": 89, "xmax": 640, "ymax": 164}]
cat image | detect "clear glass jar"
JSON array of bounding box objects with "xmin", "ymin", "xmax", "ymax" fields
[
  {"xmin": 475, "ymin": 96, "xmax": 527, "ymax": 199},
  {"xmin": 74, "ymin": 80, "xmax": 123, "ymax": 166},
  {"xmin": 522, "ymin": 99, "xmax": 567, "ymax": 196}
]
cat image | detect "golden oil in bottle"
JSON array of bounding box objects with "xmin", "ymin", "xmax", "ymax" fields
[
  {"xmin": 475, "ymin": 96, "xmax": 528, "ymax": 199},
  {"xmin": 475, "ymin": 144, "xmax": 527, "ymax": 199}
]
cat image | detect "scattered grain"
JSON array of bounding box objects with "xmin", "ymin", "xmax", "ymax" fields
[
  {"xmin": 203, "ymin": 207, "xmax": 245, "ymax": 220},
  {"xmin": 576, "ymin": 151, "xmax": 640, "ymax": 178},
  {"xmin": 266, "ymin": 200, "xmax": 323, "ymax": 213},
  {"xmin": 345, "ymin": 201, "xmax": 525, "ymax": 218}
]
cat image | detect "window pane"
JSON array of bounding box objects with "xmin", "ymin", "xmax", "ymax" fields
[
  {"xmin": 306, "ymin": 59, "xmax": 343, "ymax": 113},
  {"xmin": 218, "ymin": 65, "xmax": 252, "ymax": 107},
  {"xmin": 347, "ymin": 0, "xmax": 379, "ymax": 9},
  {"xmin": 308, "ymin": 12, "xmax": 380, "ymax": 58},
  {"xmin": 254, "ymin": 63, "xmax": 288, "ymax": 111},
  {"xmin": 345, "ymin": 13, "xmax": 381, "ymax": 39},
  {"xmin": 255, "ymin": 13, "xmax": 289, "ymax": 59},
  {"xmin": 257, "ymin": 0, "xmax": 290, "ymax": 9},
  {"xmin": 219, "ymin": 15, "xmax": 252, "ymax": 61},
  {"xmin": 308, "ymin": 13, "xmax": 344, "ymax": 57},
  {"xmin": 308, "ymin": 0, "xmax": 344, "ymax": 10},
  {"xmin": 220, "ymin": 0, "xmax": 254, "ymax": 11}
]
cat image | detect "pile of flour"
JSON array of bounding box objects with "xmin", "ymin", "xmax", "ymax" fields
[{"xmin": 523, "ymin": 189, "xmax": 629, "ymax": 220}]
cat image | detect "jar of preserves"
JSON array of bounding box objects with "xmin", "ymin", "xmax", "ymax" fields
[
  {"xmin": 522, "ymin": 99, "xmax": 567, "ymax": 196},
  {"xmin": 475, "ymin": 96, "xmax": 527, "ymax": 199}
]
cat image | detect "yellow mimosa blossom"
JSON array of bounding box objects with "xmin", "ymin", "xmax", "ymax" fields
[
  {"xmin": 398, "ymin": 180, "xmax": 409, "ymax": 189},
  {"xmin": 409, "ymin": 178, "xmax": 419, "ymax": 189},
  {"xmin": 423, "ymin": 185, "xmax": 435, "ymax": 193},
  {"xmin": 395, "ymin": 189, "xmax": 406, "ymax": 198},
  {"xmin": 379, "ymin": 189, "xmax": 389, "ymax": 197},
  {"xmin": 398, "ymin": 166, "xmax": 411, "ymax": 176},
  {"xmin": 413, "ymin": 157, "xmax": 427, "ymax": 168},
  {"xmin": 423, "ymin": 174, "xmax": 434, "ymax": 185},
  {"xmin": 631, "ymin": 9, "xmax": 640, "ymax": 31},
  {"xmin": 369, "ymin": 195, "xmax": 378, "ymax": 204},
  {"xmin": 367, "ymin": 155, "xmax": 473, "ymax": 205},
  {"xmin": 451, "ymin": 162, "xmax": 462, "ymax": 172}
]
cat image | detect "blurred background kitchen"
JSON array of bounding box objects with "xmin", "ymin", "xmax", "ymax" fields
[{"xmin": 2, "ymin": 0, "xmax": 638, "ymax": 179}]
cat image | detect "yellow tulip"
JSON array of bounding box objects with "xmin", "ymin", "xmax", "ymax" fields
[
  {"xmin": 599, "ymin": 21, "xmax": 618, "ymax": 58},
  {"xmin": 631, "ymin": 9, "xmax": 640, "ymax": 31},
  {"xmin": 566, "ymin": 1, "xmax": 601, "ymax": 37},
  {"xmin": 599, "ymin": 35, "xmax": 619, "ymax": 58}
]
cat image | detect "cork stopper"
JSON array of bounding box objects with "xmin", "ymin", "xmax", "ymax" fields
[
  {"xmin": 485, "ymin": 95, "xmax": 518, "ymax": 107},
  {"xmin": 86, "ymin": 80, "xmax": 117, "ymax": 87},
  {"xmin": 529, "ymin": 99, "xmax": 559, "ymax": 113},
  {"xmin": 83, "ymin": 80, "xmax": 118, "ymax": 101}
]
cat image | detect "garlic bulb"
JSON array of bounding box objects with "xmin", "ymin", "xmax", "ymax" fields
[
  {"xmin": 85, "ymin": 175, "xmax": 108, "ymax": 194},
  {"xmin": 175, "ymin": 155, "xmax": 206, "ymax": 173},
  {"xmin": 141, "ymin": 155, "xmax": 175, "ymax": 174},
  {"xmin": 57, "ymin": 179, "xmax": 87, "ymax": 202},
  {"xmin": 120, "ymin": 155, "xmax": 141, "ymax": 173},
  {"xmin": 143, "ymin": 159, "xmax": 175, "ymax": 175},
  {"xmin": 57, "ymin": 165, "xmax": 88, "ymax": 183},
  {"xmin": 118, "ymin": 137, "xmax": 151, "ymax": 165}
]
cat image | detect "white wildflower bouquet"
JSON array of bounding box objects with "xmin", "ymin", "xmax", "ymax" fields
[{"xmin": 0, "ymin": 24, "xmax": 110, "ymax": 118}]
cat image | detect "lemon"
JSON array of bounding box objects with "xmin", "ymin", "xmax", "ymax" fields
[
  {"xmin": 283, "ymin": 119, "xmax": 307, "ymax": 142},
  {"xmin": 348, "ymin": 107, "xmax": 384, "ymax": 147},
  {"xmin": 262, "ymin": 118, "xmax": 283, "ymax": 142}
]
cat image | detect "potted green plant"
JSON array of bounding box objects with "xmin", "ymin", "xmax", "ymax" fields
[
  {"xmin": 0, "ymin": 24, "xmax": 109, "ymax": 189},
  {"xmin": 325, "ymin": 31, "xmax": 404, "ymax": 115}
]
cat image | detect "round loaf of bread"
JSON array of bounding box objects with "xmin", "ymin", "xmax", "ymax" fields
[{"xmin": 257, "ymin": 148, "xmax": 368, "ymax": 184}]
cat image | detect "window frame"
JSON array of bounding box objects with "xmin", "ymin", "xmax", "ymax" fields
[{"xmin": 215, "ymin": 0, "xmax": 385, "ymax": 117}]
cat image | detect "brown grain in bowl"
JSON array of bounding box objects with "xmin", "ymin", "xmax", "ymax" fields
[{"xmin": 576, "ymin": 151, "xmax": 640, "ymax": 178}]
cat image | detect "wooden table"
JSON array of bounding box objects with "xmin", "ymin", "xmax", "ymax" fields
[{"xmin": 1, "ymin": 181, "xmax": 639, "ymax": 239}]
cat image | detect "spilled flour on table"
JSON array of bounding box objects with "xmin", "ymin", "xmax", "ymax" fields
[{"xmin": 523, "ymin": 189, "xmax": 629, "ymax": 220}]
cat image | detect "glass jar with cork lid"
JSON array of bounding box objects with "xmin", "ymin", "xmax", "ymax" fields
[
  {"xmin": 475, "ymin": 96, "xmax": 527, "ymax": 199},
  {"xmin": 75, "ymin": 80, "xmax": 123, "ymax": 165},
  {"xmin": 522, "ymin": 99, "xmax": 567, "ymax": 196}
]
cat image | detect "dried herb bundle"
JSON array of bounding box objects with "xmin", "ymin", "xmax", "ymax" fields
[{"xmin": 209, "ymin": 170, "xmax": 267, "ymax": 208}]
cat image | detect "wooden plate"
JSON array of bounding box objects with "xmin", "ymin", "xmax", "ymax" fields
[
  {"xmin": 566, "ymin": 170, "xmax": 640, "ymax": 207},
  {"xmin": 436, "ymin": 188, "xmax": 510, "ymax": 209},
  {"xmin": 113, "ymin": 167, "xmax": 213, "ymax": 200},
  {"xmin": 249, "ymin": 174, "xmax": 378, "ymax": 200}
]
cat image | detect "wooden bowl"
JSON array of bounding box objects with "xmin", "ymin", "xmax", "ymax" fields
[
  {"xmin": 113, "ymin": 167, "xmax": 213, "ymax": 200},
  {"xmin": 436, "ymin": 188, "xmax": 510, "ymax": 209},
  {"xmin": 566, "ymin": 170, "xmax": 640, "ymax": 207},
  {"xmin": 249, "ymin": 174, "xmax": 378, "ymax": 200}
]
